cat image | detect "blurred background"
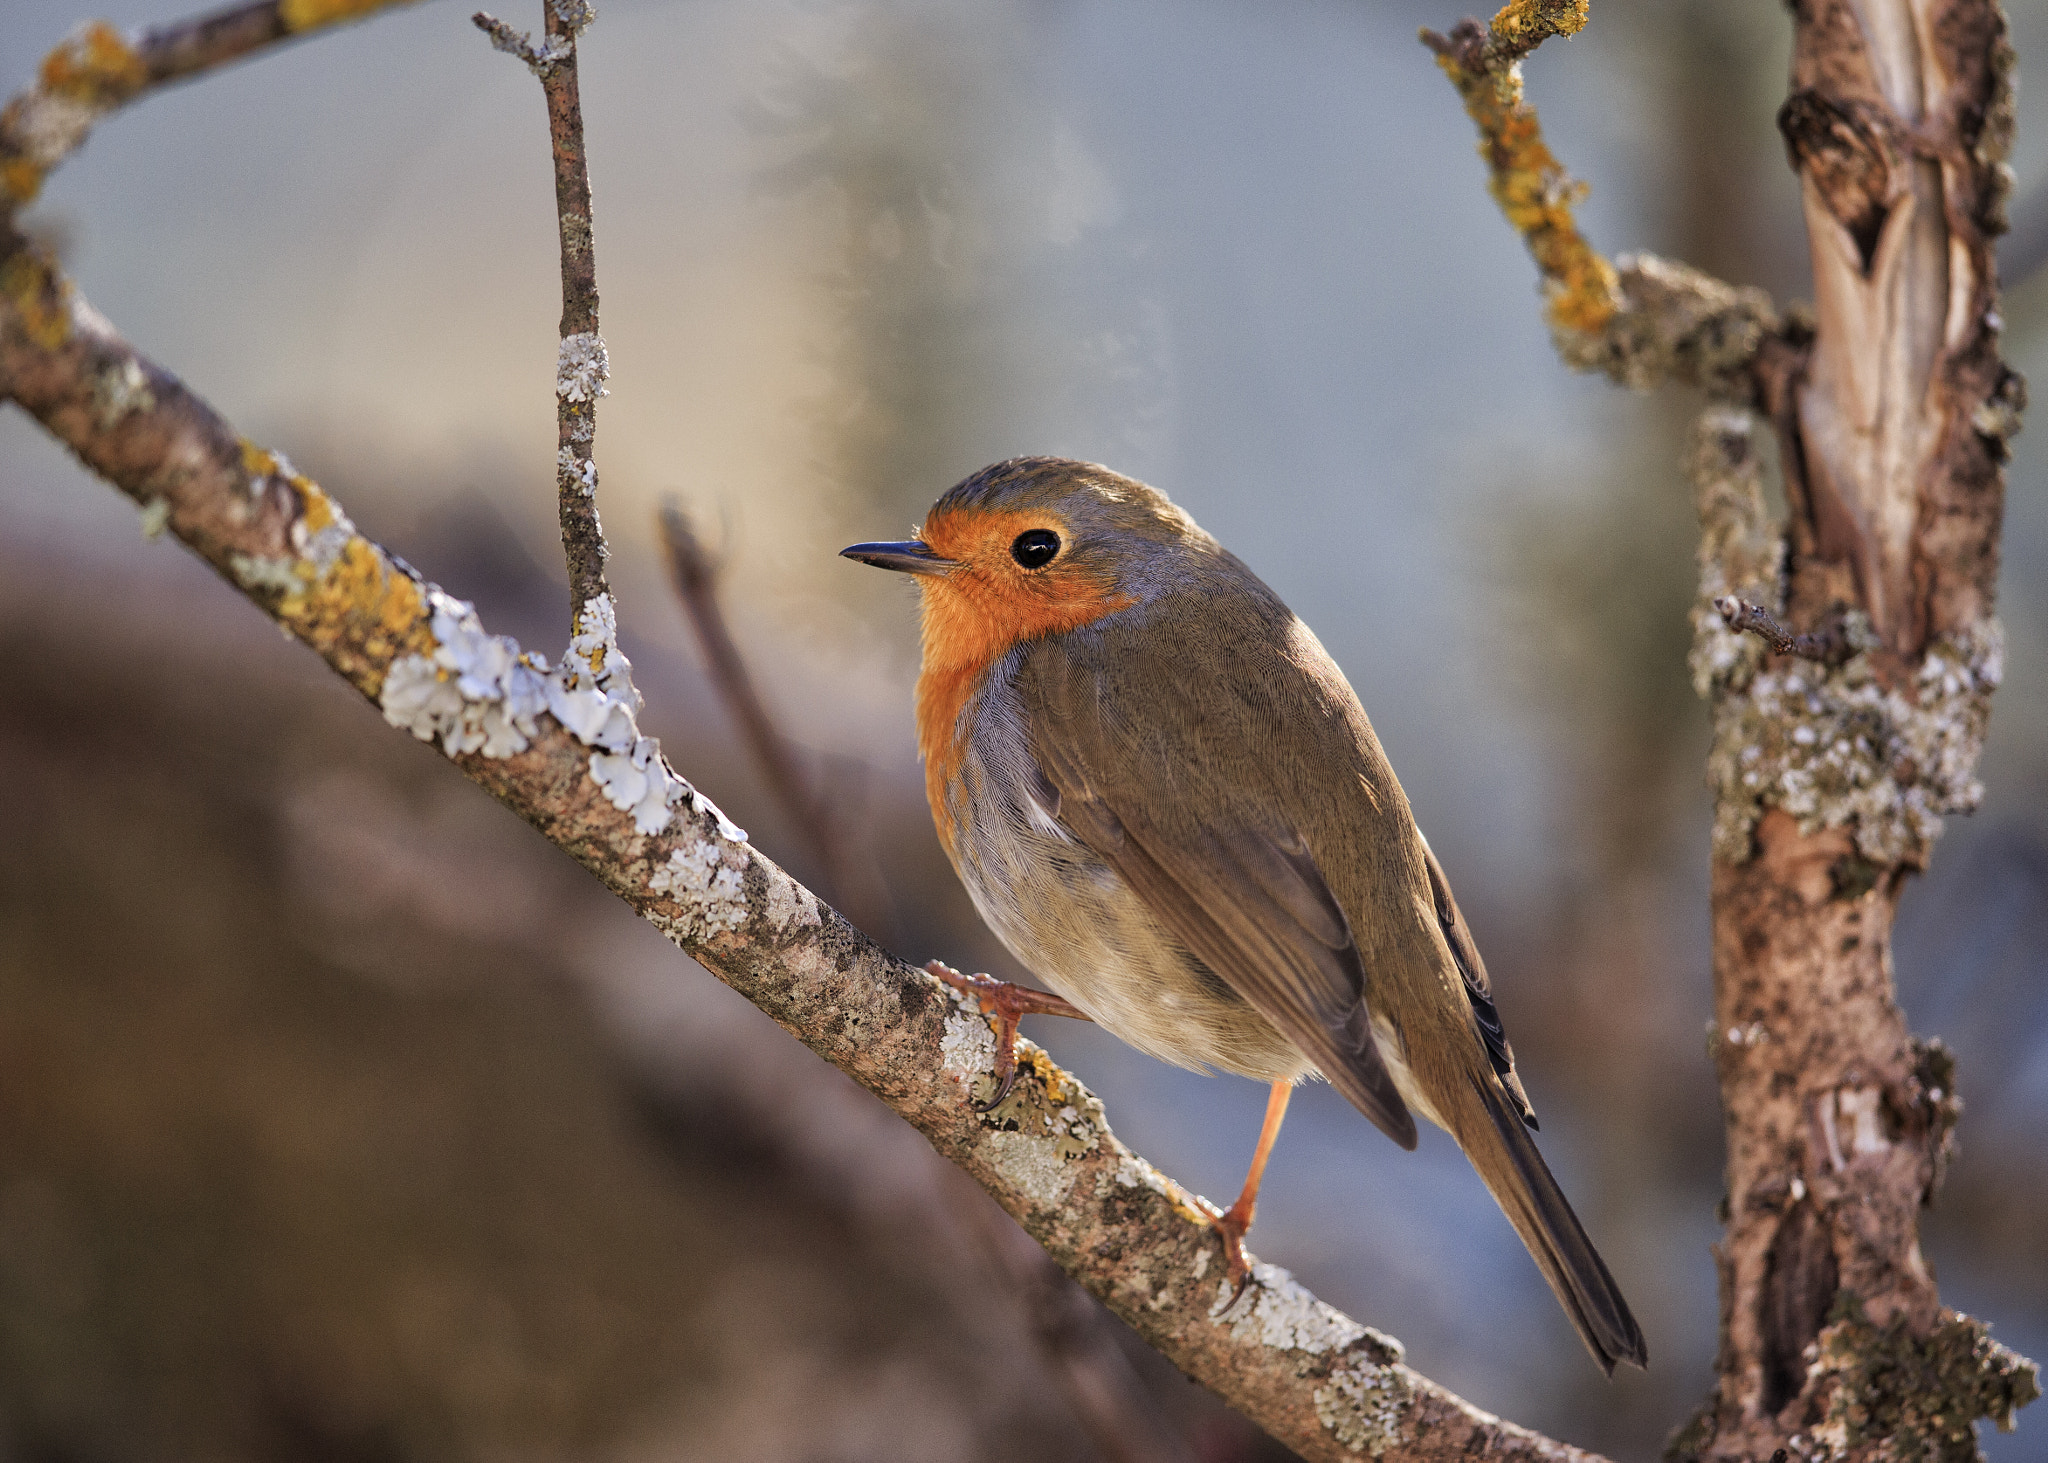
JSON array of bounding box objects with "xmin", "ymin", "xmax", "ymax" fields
[{"xmin": 2, "ymin": 1, "xmax": 2045, "ymax": 1459}]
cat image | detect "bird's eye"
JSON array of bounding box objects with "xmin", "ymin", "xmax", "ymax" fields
[{"xmin": 1010, "ymin": 528, "xmax": 1061, "ymax": 569}]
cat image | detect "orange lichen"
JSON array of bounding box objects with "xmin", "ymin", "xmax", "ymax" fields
[
  {"xmin": 2, "ymin": 159, "xmax": 39, "ymax": 205},
  {"xmin": 913, "ymin": 506, "xmax": 1133, "ymax": 847},
  {"xmin": 296, "ymin": 477, "xmax": 338, "ymax": 534},
  {"xmin": 1430, "ymin": 3, "xmax": 1618, "ymax": 337}
]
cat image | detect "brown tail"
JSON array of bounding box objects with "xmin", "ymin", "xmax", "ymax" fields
[{"xmin": 1459, "ymin": 1072, "xmax": 1648, "ymax": 1375}]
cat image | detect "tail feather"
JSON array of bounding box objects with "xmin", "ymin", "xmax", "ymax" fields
[{"xmin": 1462, "ymin": 1073, "xmax": 1648, "ymax": 1375}]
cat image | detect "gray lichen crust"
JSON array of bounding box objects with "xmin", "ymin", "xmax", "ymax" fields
[
  {"xmin": 1801, "ymin": 1306, "xmax": 2039, "ymax": 1462},
  {"xmin": 1685, "ymin": 409, "xmax": 2000, "ymax": 867},
  {"xmin": 1700, "ymin": 626, "xmax": 2000, "ymax": 866},
  {"xmin": 1315, "ymin": 1359, "xmax": 1414, "ymax": 1458}
]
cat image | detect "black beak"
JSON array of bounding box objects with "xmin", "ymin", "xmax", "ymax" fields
[{"xmin": 839, "ymin": 540, "xmax": 957, "ymax": 576}]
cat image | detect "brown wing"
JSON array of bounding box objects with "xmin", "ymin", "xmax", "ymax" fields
[
  {"xmin": 1022, "ymin": 644, "xmax": 1418, "ymax": 1150},
  {"xmin": 1418, "ymin": 835, "xmax": 1536, "ymax": 1128}
]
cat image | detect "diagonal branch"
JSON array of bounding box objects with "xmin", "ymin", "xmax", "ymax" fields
[
  {"xmin": 0, "ymin": 217, "xmax": 1610, "ymax": 1463},
  {"xmin": 1, "ymin": 0, "xmax": 429, "ymax": 215}
]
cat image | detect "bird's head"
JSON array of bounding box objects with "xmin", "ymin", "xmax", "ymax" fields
[{"xmin": 841, "ymin": 456, "xmax": 1209, "ymax": 668}]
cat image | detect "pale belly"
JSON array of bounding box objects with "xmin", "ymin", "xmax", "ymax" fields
[{"xmin": 940, "ymin": 678, "xmax": 1311, "ymax": 1083}]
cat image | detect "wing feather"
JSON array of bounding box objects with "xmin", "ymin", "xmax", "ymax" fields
[{"xmin": 1024, "ymin": 649, "xmax": 1418, "ymax": 1149}]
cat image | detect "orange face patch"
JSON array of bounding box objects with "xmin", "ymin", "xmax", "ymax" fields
[{"xmin": 913, "ymin": 507, "xmax": 1130, "ymax": 848}]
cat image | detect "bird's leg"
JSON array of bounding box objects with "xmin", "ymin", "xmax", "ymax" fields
[
  {"xmin": 925, "ymin": 960, "xmax": 1090, "ymax": 1112},
  {"xmin": 1210, "ymin": 1079, "xmax": 1294, "ymax": 1306}
]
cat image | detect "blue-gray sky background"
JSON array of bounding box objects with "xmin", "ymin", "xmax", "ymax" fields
[{"xmin": 3, "ymin": 3, "xmax": 2045, "ymax": 1459}]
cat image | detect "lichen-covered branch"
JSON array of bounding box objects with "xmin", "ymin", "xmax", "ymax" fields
[
  {"xmin": 0, "ymin": 0, "xmax": 427, "ymax": 214},
  {"xmin": 474, "ymin": 0, "xmax": 611, "ymax": 631},
  {"xmin": 0, "ymin": 225, "xmax": 1613, "ymax": 1463},
  {"xmin": 1428, "ymin": 1, "xmax": 2039, "ymax": 1457},
  {"xmin": 1421, "ymin": 13, "xmax": 1787, "ymax": 402},
  {"xmin": 1420, "ymin": 2, "xmax": 1615, "ymax": 340}
]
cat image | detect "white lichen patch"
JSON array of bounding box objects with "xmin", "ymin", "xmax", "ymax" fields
[
  {"xmin": 1214, "ymin": 1264, "xmax": 1368, "ymax": 1355},
  {"xmin": 1314, "ymin": 1360, "xmax": 1412, "ymax": 1457},
  {"xmin": 1699, "ymin": 618, "xmax": 2002, "ymax": 864},
  {"xmin": 940, "ymin": 995, "xmax": 997, "ymax": 1082},
  {"xmin": 10, "ymin": 90, "xmax": 106, "ymax": 172},
  {"xmin": 381, "ymin": 589, "xmax": 553, "ymax": 759},
  {"xmin": 647, "ymin": 840, "xmax": 747, "ymax": 937},
  {"xmin": 556, "ymin": 332, "xmax": 610, "ymax": 404},
  {"xmin": 229, "ymin": 552, "xmax": 303, "ymax": 595},
  {"xmin": 556, "ymin": 446, "xmax": 599, "ymax": 497},
  {"xmin": 986, "ymin": 1129, "xmax": 1083, "ymax": 1208},
  {"xmin": 136, "ymin": 497, "xmax": 170, "ymax": 540},
  {"xmin": 94, "ymin": 358, "xmax": 154, "ymax": 430},
  {"xmin": 592, "ymin": 736, "xmax": 687, "ymax": 835},
  {"xmin": 288, "ymin": 495, "xmax": 358, "ymax": 573}
]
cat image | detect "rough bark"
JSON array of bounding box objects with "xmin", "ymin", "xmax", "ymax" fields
[
  {"xmin": 1427, "ymin": 1, "xmax": 2037, "ymax": 1458},
  {"xmin": 1676, "ymin": 3, "xmax": 2035, "ymax": 1459}
]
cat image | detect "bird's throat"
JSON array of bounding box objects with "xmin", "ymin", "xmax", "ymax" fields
[{"xmin": 912, "ymin": 573, "xmax": 1130, "ymax": 851}]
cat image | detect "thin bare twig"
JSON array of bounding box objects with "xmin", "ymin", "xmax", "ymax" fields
[
  {"xmin": 1421, "ymin": 9, "xmax": 1785, "ymax": 403},
  {"xmin": 657, "ymin": 500, "xmax": 902, "ymax": 946},
  {"xmin": 474, "ymin": 0, "xmax": 611, "ymax": 630},
  {"xmin": 1712, "ymin": 595, "xmax": 1849, "ymax": 666},
  {"xmin": 1, "ymin": 0, "xmax": 428, "ymax": 215}
]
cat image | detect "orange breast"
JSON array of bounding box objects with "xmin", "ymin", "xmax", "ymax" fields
[{"xmin": 914, "ymin": 509, "xmax": 1130, "ymax": 850}]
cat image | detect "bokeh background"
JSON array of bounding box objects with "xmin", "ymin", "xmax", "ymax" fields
[{"xmin": 2, "ymin": 2, "xmax": 2045, "ymax": 1460}]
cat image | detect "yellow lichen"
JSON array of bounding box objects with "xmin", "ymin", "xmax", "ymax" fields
[
  {"xmin": 1432, "ymin": 4, "xmax": 1619, "ymax": 337},
  {"xmin": 2, "ymin": 158, "xmax": 41, "ymax": 206},
  {"xmin": 296, "ymin": 478, "xmax": 338, "ymax": 534},
  {"xmin": 279, "ymin": 0, "xmax": 414, "ymax": 33},
  {"xmin": 276, "ymin": 536, "xmax": 433, "ymax": 686},
  {"xmin": 0, "ymin": 248, "xmax": 71, "ymax": 349},
  {"xmin": 1487, "ymin": 0, "xmax": 1588, "ymax": 54},
  {"xmin": 38, "ymin": 22, "xmax": 147, "ymax": 103}
]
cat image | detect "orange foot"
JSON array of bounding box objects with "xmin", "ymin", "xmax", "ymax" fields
[
  {"xmin": 1205, "ymin": 1079, "xmax": 1292, "ymax": 1311},
  {"xmin": 925, "ymin": 960, "xmax": 1089, "ymax": 1112},
  {"xmin": 1207, "ymin": 1195, "xmax": 1257, "ymax": 1310}
]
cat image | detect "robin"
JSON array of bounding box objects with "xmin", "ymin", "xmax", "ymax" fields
[{"xmin": 843, "ymin": 456, "xmax": 1646, "ymax": 1374}]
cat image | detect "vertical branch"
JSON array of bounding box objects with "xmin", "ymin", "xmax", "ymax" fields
[
  {"xmin": 475, "ymin": 0, "xmax": 611, "ymax": 627},
  {"xmin": 1426, "ymin": 2, "xmax": 2038, "ymax": 1457},
  {"xmin": 1676, "ymin": 3, "xmax": 2036, "ymax": 1458}
]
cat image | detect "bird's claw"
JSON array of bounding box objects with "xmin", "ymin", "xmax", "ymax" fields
[
  {"xmin": 926, "ymin": 960, "xmax": 1026, "ymax": 1111},
  {"xmin": 1208, "ymin": 1200, "xmax": 1256, "ymax": 1312}
]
